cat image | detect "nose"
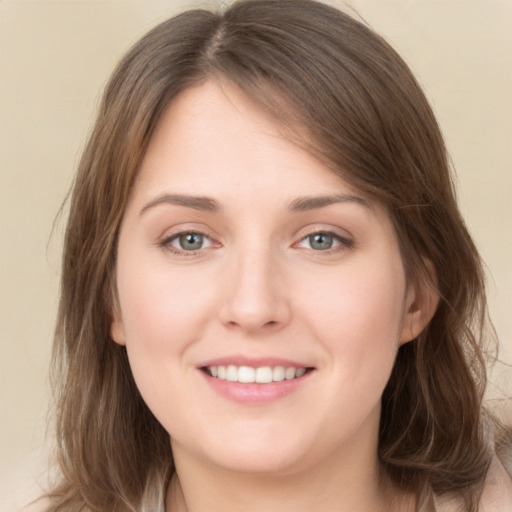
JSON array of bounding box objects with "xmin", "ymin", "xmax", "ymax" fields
[{"xmin": 218, "ymin": 246, "xmax": 291, "ymax": 334}]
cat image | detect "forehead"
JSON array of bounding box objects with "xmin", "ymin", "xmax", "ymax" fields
[{"xmin": 135, "ymin": 80, "xmax": 368, "ymax": 204}]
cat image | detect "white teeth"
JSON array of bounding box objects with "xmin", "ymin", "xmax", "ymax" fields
[
  {"xmin": 285, "ymin": 367, "xmax": 296, "ymax": 380},
  {"xmin": 238, "ymin": 366, "xmax": 255, "ymax": 383},
  {"xmin": 272, "ymin": 366, "xmax": 285, "ymax": 382},
  {"xmin": 206, "ymin": 365, "xmax": 308, "ymax": 383},
  {"xmin": 255, "ymin": 366, "xmax": 273, "ymax": 383},
  {"xmin": 226, "ymin": 365, "xmax": 238, "ymax": 382}
]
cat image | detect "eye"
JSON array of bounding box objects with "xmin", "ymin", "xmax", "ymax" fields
[
  {"xmin": 305, "ymin": 232, "xmax": 335, "ymax": 251},
  {"xmin": 297, "ymin": 231, "xmax": 353, "ymax": 252},
  {"xmin": 165, "ymin": 231, "xmax": 213, "ymax": 252}
]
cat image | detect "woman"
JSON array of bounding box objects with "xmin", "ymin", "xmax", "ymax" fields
[{"xmin": 41, "ymin": 0, "xmax": 511, "ymax": 511}]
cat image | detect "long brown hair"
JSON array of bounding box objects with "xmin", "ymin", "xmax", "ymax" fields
[{"xmin": 48, "ymin": 1, "xmax": 503, "ymax": 510}]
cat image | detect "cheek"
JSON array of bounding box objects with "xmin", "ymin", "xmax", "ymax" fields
[
  {"xmin": 113, "ymin": 252, "xmax": 222, "ymax": 410},
  {"xmin": 298, "ymin": 255, "xmax": 406, "ymax": 377},
  {"xmin": 306, "ymin": 262, "xmax": 404, "ymax": 334},
  {"xmin": 115, "ymin": 259, "xmax": 219, "ymax": 427},
  {"xmin": 116, "ymin": 257, "xmax": 218, "ymax": 350}
]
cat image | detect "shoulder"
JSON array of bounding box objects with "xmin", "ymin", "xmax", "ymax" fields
[
  {"xmin": 0, "ymin": 446, "xmax": 51, "ymax": 512},
  {"xmin": 17, "ymin": 497, "xmax": 51, "ymax": 512},
  {"xmin": 0, "ymin": 472, "xmax": 50, "ymax": 512},
  {"xmin": 478, "ymin": 454, "xmax": 512, "ymax": 511},
  {"xmin": 434, "ymin": 454, "xmax": 512, "ymax": 512}
]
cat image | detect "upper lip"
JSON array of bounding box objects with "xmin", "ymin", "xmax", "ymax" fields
[{"xmin": 197, "ymin": 356, "xmax": 314, "ymax": 369}]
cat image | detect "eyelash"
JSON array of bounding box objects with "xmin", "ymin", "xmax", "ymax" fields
[
  {"xmin": 158, "ymin": 229, "xmax": 354, "ymax": 256},
  {"xmin": 294, "ymin": 231, "xmax": 354, "ymax": 254}
]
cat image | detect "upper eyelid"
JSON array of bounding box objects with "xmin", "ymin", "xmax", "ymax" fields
[
  {"xmin": 166, "ymin": 229, "xmax": 210, "ymax": 238},
  {"xmin": 159, "ymin": 224, "xmax": 217, "ymax": 241},
  {"xmin": 301, "ymin": 231, "xmax": 345, "ymax": 241},
  {"xmin": 293, "ymin": 224, "xmax": 354, "ymax": 242},
  {"xmin": 161, "ymin": 230, "xmax": 215, "ymax": 246}
]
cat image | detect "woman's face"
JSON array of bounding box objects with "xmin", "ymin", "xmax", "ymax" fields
[{"xmin": 112, "ymin": 81, "xmax": 426, "ymax": 476}]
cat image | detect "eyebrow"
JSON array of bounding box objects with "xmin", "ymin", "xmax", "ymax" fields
[
  {"xmin": 140, "ymin": 194, "xmax": 221, "ymax": 215},
  {"xmin": 140, "ymin": 192, "xmax": 371, "ymax": 216},
  {"xmin": 288, "ymin": 194, "xmax": 371, "ymax": 212}
]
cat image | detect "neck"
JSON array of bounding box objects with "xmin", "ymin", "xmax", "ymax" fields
[{"xmin": 165, "ymin": 443, "xmax": 410, "ymax": 512}]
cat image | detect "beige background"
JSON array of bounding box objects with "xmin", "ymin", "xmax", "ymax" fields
[{"xmin": 1, "ymin": 0, "xmax": 511, "ymax": 485}]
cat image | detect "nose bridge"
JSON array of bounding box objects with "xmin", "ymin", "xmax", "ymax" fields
[{"xmin": 219, "ymin": 236, "xmax": 290, "ymax": 332}]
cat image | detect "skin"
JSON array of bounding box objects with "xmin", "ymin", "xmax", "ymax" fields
[{"xmin": 111, "ymin": 80, "xmax": 437, "ymax": 512}]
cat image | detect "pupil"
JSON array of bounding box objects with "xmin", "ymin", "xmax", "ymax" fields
[
  {"xmin": 180, "ymin": 233, "xmax": 203, "ymax": 250},
  {"xmin": 310, "ymin": 233, "xmax": 332, "ymax": 250}
]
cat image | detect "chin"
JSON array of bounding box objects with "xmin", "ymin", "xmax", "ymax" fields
[
  {"xmin": 172, "ymin": 422, "xmax": 326, "ymax": 477},
  {"xmin": 204, "ymin": 445, "xmax": 310, "ymax": 476}
]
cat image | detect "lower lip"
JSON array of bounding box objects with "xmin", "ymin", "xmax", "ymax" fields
[{"xmin": 200, "ymin": 371, "xmax": 313, "ymax": 404}]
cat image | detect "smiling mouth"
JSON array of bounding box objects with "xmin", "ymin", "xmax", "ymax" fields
[{"xmin": 202, "ymin": 365, "xmax": 314, "ymax": 384}]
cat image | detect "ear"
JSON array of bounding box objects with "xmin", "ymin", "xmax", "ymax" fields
[
  {"xmin": 400, "ymin": 259, "xmax": 439, "ymax": 345},
  {"xmin": 110, "ymin": 302, "xmax": 126, "ymax": 346}
]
